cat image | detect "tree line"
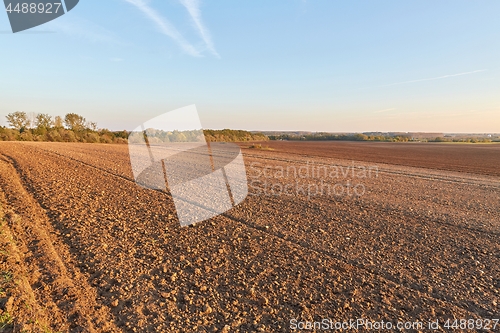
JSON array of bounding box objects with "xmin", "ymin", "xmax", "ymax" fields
[
  {"xmin": 204, "ymin": 129, "xmax": 268, "ymax": 142},
  {"xmin": 1, "ymin": 111, "xmax": 269, "ymax": 143},
  {"xmin": 268, "ymin": 132, "xmax": 414, "ymax": 142},
  {"xmin": 130, "ymin": 129, "xmax": 268, "ymax": 144},
  {"xmin": 1, "ymin": 111, "xmax": 128, "ymax": 143},
  {"xmin": 268, "ymin": 132, "xmax": 498, "ymax": 143}
]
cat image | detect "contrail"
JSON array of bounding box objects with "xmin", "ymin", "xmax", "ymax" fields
[
  {"xmin": 179, "ymin": 0, "xmax": 219, "ymax": 58},
  {"xmin": 378, "ymin": 69, "xmax": 487, "ymax": 88},
  {"xmin": 374, "ymin": 108, "xmax": 396, "ymax": 113},
  {"xmin": 123, "ymin": 0, "xmax": 201, "ymax": 57}
]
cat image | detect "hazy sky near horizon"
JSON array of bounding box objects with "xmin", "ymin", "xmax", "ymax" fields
[{"xmin": 1, "ymin": 1, "xmax": 499, "ymax": 132}]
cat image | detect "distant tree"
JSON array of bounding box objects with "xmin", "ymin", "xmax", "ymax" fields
[
  {"xmin": 53, "ymin": 116, "xmax": 63, "ymax": 128},
  {"xmin": 35, "ymin": 113, "xmax": 52, "ymax": 129},
  {"xmin": 19, "ymin": 130, "xmax": 33, "ymax": 141},
  {"xmin": 86, "ymin": 121, "xmax": 97, "ymax": 131},
  {"xmin": 113, "ymin": 130, "xmax": 129, "ymax": 139},
  {"xmin": 6, "ymin": 111, "xmax": 29, "ymax": 130},
  {"xmin": 353, "ymin": 134, "xmax": 368, "ymax": 141},
  {"xmin": 170, "ymin": 130, "xmax": 187, "ymax": 142},
  {"xmin": 62, "ymin": 129, "xmax": 77, "ymax": 142},
  {"xmin": 64, "ymin": 113, "xmax": 86, "ymax": 131},
  {"xmin": 47, "ymin": 129, "xmax": 62, "ymax": 142},
  {"xmin": 0, "ymin": 127, "xmax": 18, "ymax": 141}
]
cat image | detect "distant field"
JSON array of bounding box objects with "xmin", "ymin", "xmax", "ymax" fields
[
  {"xmin": 0, "ymin": 141, "xmax": 498, "ymax": 332},
  {"xmin": 248, "ymin": 141, "xmax": 500, "ymax": 177}
]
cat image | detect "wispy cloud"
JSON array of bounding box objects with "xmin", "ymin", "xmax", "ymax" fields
[
  {"xmin": 179, "ymin": 0, "xmax": 219, "ymax": 57},
  {"xmin": 47, "ymin": 17, "xmax": 122, "ymax": 45},
  {"xmin": 123, "ymin": 0, "xmax": 201, "ymax": 57},
  {"xmin": 378, "ymin": 69, "xmax": 487, "ymax": 88},
  {"xmin": 374, "ymin": 108, "xmax": 396, "ymax": 113}
]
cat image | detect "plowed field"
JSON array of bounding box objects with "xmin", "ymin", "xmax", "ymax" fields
[{"xmin": 0, "ymin": 141, "xmax": 498, "ymax": 332}]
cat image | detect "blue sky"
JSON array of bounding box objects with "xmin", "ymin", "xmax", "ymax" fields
[{"xmin": 1, "ymin": 0, "xmax": 499, "ymax": 132}]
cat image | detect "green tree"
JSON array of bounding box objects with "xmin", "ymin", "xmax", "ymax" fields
[
  {"xmin": 64, "ymin": 113, "xmax": 86, "ymax": 131},
  {"xmin": 6, "ymin": 111, "xmax": 29, "ymax": 130},
  {"xmin": 86, "ymin": 121, "xmax": 97, "ymax": 131},
  {"xmin": 35, "ymin": 113, "xmax": 52, "ymax": 129},
  {"xmin": 53, "ymin": 116, "xmax": 63, "ymax": 128},
  {"xmin": 353, "ymin": 134, "xmax": 368, "ymax": 141},
  {"xmin": 170, "ymin": 130, "xmax": 187, "ymax": 142}
]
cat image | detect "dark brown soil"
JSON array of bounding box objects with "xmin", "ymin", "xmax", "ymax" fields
[
  {"xmin": 0, "ymin": 141, "xmax": 498, "ymax": 332},
  {"xmin": 245, "ymin": 141, "xmax": 500, "ymax": 177}
]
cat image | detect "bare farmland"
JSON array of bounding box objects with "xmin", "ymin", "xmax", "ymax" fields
[{"xmin": 0, "ymin": 141, "xmax": 498, "ymax": 332}]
